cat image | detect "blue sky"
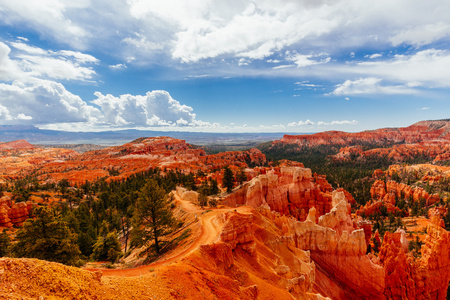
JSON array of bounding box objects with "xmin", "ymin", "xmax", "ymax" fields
[{"xmin": 0, "ymin": 0, "xmax": 450, "ymax": 133}]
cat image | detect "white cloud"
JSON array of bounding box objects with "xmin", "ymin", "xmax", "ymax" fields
[
  {"xmin": 17, "ymin": 113, "xmax": 33, "ymax": 120},
  {"xmin": 238, "ymin": 58, "xmax": 250, "ymax": 66},
  {"xmin": 15, "ymin": 54, "xmax": 97, "ymax": 81},
  {"xmin": 0, "ymin": 0, "xmax": 89, "ymax": 49},
  {"xmin": 317, "ymin": 120, "xmax": 358, "ymax": 126},
  {"xmin": 0, "ymin": 80, "xmax": 101, "ymax": 125},
  {"xmin": 286, "ymin": 52, "xmax": 330, "ymax": 68},
  {"xmin": 91, "ymin": 90, "xmax": 211, "ymax": 128},
  {"xmin": 10, "ymin": 42, "xmax": 47, "ymax": 55},
  {"xmin": 54, "ymin": 50, "xmax": 99, "ymax": 64},
  {"xmin": 288, "ymin": 119, "xmax": 315, "ymax": 127},
  {"xmin": 273, "ymin": 64, "xmax": 295, "ymax": 70},
  {"xmin": 348, "ymin": 49, "xmax": 450, "ymax": 88},
  {"xmin": 109, "ymin": 63, "xmax": 127, "ymax": 70},
  {"xmin": 2, "ymin": 41, "xmax": 99, "ymax": 82},
  {"xmin": 390, "ymin": 22, "xmax": 450, "ymax": 47},
  {"xmin": 365, "ymin": 53, "xmax": 382, "ymax": 59},
  {"xmin": 331, "ymin": 78, "xmax": 417, "ymax": 95},
  {"xmin": 287, "ymin": 119, "xmax": 358, "ymax": 127},
  {"xmin": 0, "ymin": 0, "xmax": 449, "ymax": 67},
  {"xmin": 0, "ymin": 78, "xmax": 216, "ymax": 130},
  {"xmin": 294, "ymin": 81, "xmax": 321, "ymax": 88},
  {"xmin": 0, "ymin": 43, "xmax": 23, "ymax": 80},
  {"xmin": 0, "ymin": 0, "xmax": 449, "ymax": 71}
]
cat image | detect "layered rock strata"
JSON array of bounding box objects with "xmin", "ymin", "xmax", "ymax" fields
[{"xmin": 223, "ymin": 167, "xmax": 335, "ymax": 221}]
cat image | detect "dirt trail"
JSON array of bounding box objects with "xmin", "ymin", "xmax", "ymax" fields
[{"xmin": 88, "ymin": 194, "xmax": 252, "ymax": 277}]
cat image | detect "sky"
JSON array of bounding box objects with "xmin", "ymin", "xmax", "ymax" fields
[{"xmin": 0, "ymin": 0, "xmax": 450, "ymax": 133}]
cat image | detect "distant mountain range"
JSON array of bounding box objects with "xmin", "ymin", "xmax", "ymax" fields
[{"xmin": 0, "ymin": 125, "xmax": 285, "ymax": 146}]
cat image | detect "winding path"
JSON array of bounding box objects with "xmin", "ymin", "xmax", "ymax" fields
[{"xmin": 87, "ymin": 194, "xmax": 251, "ymax": 277}]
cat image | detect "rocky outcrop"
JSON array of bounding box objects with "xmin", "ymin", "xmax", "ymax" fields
[
  {"xmin": 0, "ymin": 139, "xmax": 35, "ymax": 150},
  {"xmin": 220, "ymin": 213, "xmax": 256, "ymax": 255},
  {"xmin": 332, "ymin": 142, "xmax": 450, "ymax": 163},
  {"xmin": 286, "ymin": 192, "xmax": 385, "ymax": 299},
  {"xmin": 274, "ymin": 189, "xmax": 450, "ymax": 299},
  {"xmin": 0, "ymin": 142, "xmax": 78, "ymax": 184},
  {"xmin": 275, "ymin": 120, "xmax": 450, "ymax": 148},
  {"xmin": 32, "ymin": 137, "xmax": 266, "ymax": 185},
  {"xmin": 0, "ymin": 196, "xmax": 32, "ymax": 227},
  {"xmin": 370, "ymin": 178, "xmax": 442, "ymax": 208},
  {"xmin": 380, "ymin": 220, "xmax": 450, "ymax": 299},
  {"xmin": 223, "ymin": 166, "xmax": 334, "ymax": 221}
]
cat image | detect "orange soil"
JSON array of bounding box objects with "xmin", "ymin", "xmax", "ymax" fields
[
  {"xmin": 403, "ymin": 217, "xmax": 432, "ymax": 242},
  {"xmin": 87, "ymin": 194, "xmax": 253, "ymax": 277}
]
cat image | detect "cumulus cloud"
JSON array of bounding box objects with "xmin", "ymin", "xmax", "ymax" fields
[
  {"xmin": 0, "ymin": 43, "xmax": 23, "ymax": 80},
  {"xmin": 91, "ymin": 90, "xmax": 214, "ymax": 128},
  {"xmin": 287, "ymin": 120, "xmax": 315, "ymax": 127},
  {"xmin": 0, "ymin": 79, "xmax": 215, "ymax": 130},
  {"xmin": 0, "ymin": 80, "xmax": 101, "ymax": 125}
]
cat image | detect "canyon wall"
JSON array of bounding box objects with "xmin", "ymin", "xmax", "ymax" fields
[{"xmin": 223, "ymin": 166, "xmax": 335, "ymax": 221}]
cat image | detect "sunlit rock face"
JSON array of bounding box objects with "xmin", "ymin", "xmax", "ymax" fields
[{"xmin": 223, "ymin": 166, "xmax": 336, "ymax": 221}]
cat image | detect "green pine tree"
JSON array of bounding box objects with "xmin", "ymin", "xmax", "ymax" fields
[
  {"xmin": 92, "ymin": 230, "xmax": 122, "ymax": 262},
  {"xmin": 0, "ymin": 229, "xmax": 11, "ymax": 257},
  {"xmin": 131, "ymin": 179, "xmax": 177, "ymax": 255},
  {"xmin": 11, "ymin": 207, "xmax": 82, "ymax": 266},
  {"xmin": 223, "ymin": 166, "xmax": 235, "ymax": 193}
]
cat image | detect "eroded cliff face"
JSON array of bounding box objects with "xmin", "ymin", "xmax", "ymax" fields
[
  {"xmin": 236, "ymin": 187, "xmax": 450, "ymax": 299},
  {"xmin": 223, "ymin": 166, "xmax": 335, "ymax": 221},
  {"xmin": 358, "ymin": 174, "xmax": 444, "ymax": 217},
  {"xmin": 380, "ymin": 220, "xmax": 450, "ymax": 299},
  {"xmin": 284, "ymin": 192, "xmax": 385, "ymax": 299},
  {"xmin": 332, "ymin": 142, "xmax": 450, "ymax": 164},
  {"xmin": 0, "ymin": 196, "xmax": 33, "ymax": 227},
  {"xmin": 275, "ymin": 120, "xmax": 450, "ymax": 148},
  {"xmin": 0, "ymin": 206, "xmax": 328, "ymax": 300}
]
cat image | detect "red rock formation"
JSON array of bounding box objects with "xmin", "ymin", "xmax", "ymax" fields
[
  {"xmin": 0, "ymin": 139, "xmax": 35, "ymax": 150},
  {"xmin": 362, "ymin": 175, "xmax": 445, "ymax": 217},
  {"xmin": 223, "ymin": 166, "xmax": 333, "ymax": 221},
  {"xmin": 371, "ymin": 180, "xmax": 387, "ymax": 200},
  {"xmin": 277, "ymin": 189, "xmax": 450, "ymax": 299},
  {"xmin": 275, "ymin": 120, "xmax": 450, "ymax": 148},
  {"xmin": 8, "ymin": 202, "xmax": 31, "ymax": 226},
  {"xmin": 286, "ymin": 191, "xmax": 385, "ymax": 299},
  {"xmin": 380, "ymin": 220, "xmax": 450, "ymax": 299},
  {"xmin": 0, "ymin": 196, "xmax": 32, "ymax": 227},
  {"xmin": 0, "ymin": 142, "xmax": 78, "ymax": 184},
  {"xmin": 332, "ymin": 142, "xmax": 450, "ymax": 163},
  {"xmin": 33, "ymin": 137, "xmax": 266, "ymax": 185}
]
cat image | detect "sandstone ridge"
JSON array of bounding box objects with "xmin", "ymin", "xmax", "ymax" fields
[{"xmin": 275, "ymin": 120, "xmax": 450, "ymax": 147}]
